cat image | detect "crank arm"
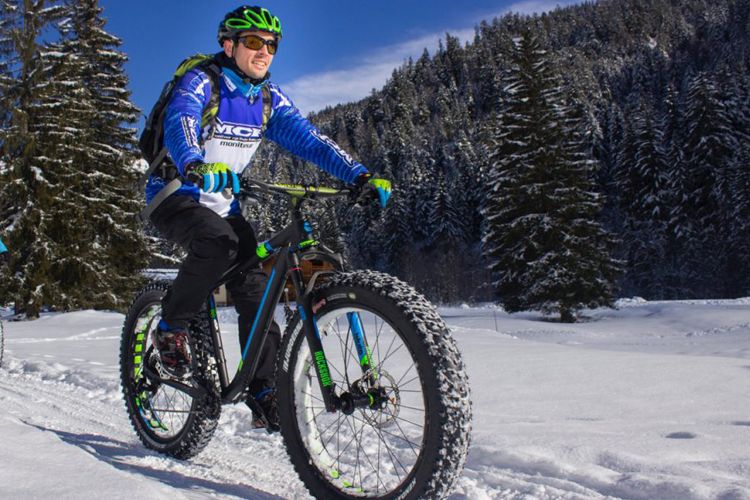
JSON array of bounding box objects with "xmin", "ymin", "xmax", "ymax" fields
[{"xmin": 142, "ymin": 365, "xmax": 208, "ymax": 399}]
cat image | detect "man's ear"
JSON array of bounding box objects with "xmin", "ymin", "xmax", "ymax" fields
[{"xmin": 222, "ymin": 38, "xmax": 234, "ymax": 57}]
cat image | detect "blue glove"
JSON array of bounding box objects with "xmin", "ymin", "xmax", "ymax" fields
[
  {"xmin": 354, "ymin": 173, "xmax": 392, "ymax": 208},
  {"xmin": 185, "ymin": 162, "xmax": 240, "ymax": 194},
  {"xmin": 0, "ymin": 238, "xmax": 8, "ymax": 265}
]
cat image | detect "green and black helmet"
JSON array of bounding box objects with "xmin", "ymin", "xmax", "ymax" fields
[{"xmin": 218, "ymin": 5, "xmax": 282, "ymax": 46}]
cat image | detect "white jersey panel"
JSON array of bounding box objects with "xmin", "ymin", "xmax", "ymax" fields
[{"xmin": 200, "ymin": 118, "xmax": 262, "ymax": 216}]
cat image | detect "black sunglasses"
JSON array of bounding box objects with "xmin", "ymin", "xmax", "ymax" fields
[{"xmin": 237, "ymin": 34, "xmax": 278, "ymax": 55}]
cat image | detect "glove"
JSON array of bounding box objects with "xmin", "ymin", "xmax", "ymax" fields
[
  {"xmin": 0, "ymin": 239, "xmax": 7, "ymax": 265},
  {"xmin": 185, "ymin": 162, "xmax": 240, "ymax": 194},
  {"xmin": 353, "ymin": 173, "xmax": 392, "ymax": 208}
]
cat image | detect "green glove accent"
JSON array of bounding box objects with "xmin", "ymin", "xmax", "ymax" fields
[
  {"xmin": 186, "ymin": 162, "xmax": 240, "ymax": 194},
  {"xmin": 368, "ymin": 177, "xmax": 392, "ymax": 208}
]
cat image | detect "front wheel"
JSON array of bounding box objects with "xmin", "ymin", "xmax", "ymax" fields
[{"xmin": 276, "ymin": 270, "xmax": 471, "ymax": 499}]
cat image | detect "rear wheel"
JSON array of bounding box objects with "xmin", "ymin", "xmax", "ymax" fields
[
  {"xmin": 120, "ymin": 281, "xmax": 221, "ymax": 459},
  {"xmin": 276, "ymin": 271, "xmax": 471, "ymax": 499}
]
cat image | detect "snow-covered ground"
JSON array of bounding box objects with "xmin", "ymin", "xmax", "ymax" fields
[{"xmin": 1, "ymin": 298, "xmax": 749, "ymax": 499}]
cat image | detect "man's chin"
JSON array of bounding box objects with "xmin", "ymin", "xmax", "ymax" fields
[{"xmin": 246, "ymin": 67, "xmax": 269, "ymax": 80}]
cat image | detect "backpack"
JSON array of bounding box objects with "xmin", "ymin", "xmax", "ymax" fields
[{"xmin": 137, "ymin": 53, "xmax": 272, "ymax": 189}]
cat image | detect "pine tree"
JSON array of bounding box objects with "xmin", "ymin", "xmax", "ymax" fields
[
  {"xmin": 0, "ymin": 0, "xmax": 66, "ymax": 317},
  {"xmin": 670, "ymin": 71, "xmax": 736, "ymax": 296},
  {"xmin": 50, "ymin": 0, "xmax": 149, "ymax": 309},
  {"xmin": 0, "ymin": 0, "xmax": 148, "ymax": 316},
  {"xmin": 617, "ymin": 101, "xmax": 671, "ymax": 298},
  {"xmin": 483, "ymin": 31, "xmax": 619, "ymax": 321}
]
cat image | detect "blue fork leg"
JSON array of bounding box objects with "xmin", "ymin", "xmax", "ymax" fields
[{"xmin": 347, "ymin": 312, "xmax": 373, "ymax": 372}]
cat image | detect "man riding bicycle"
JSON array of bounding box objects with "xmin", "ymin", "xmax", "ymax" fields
[{"xmin": 144, "ymin": 5, "xmax": 390, "ymax": 430}]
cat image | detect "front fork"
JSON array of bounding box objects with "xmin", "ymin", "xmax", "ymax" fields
[{"xmin": 289, "ymin": 255, "xmax": 376, "ymax": 413}]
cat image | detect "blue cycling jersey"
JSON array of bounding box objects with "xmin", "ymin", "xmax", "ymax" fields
[
  {"xmin": 0, "ymin": 237, "xmax": 6, "ymax": 254},
  {"xmin": 146, "ymin": 55, "xmax": 368, "ymax": 217}
]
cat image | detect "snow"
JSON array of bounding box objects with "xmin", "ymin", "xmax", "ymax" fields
[{"xmin": 1, "ymin": 300, "xmax": 749, "ymax": 499}]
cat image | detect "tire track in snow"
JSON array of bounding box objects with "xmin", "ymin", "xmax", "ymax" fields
[{"xmin": 0, "ymin": 364, "xmax": 309, "ymax": 499}]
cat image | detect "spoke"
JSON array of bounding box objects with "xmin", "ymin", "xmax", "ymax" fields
[
  {"xmin": 377, "ymin": 413, "xmax": 382, "ymax": 493},
  {"xmin": 343, "ymin": 317, "xmax": 357, "ymax": 382},
  {"xmin": 376, "ymin": 342, "xmax": 407, "ymax": 371},
  {"xmin": 327, "ymin": 358, "xmax": 348, "ymax": 383},
  {"xmin": 351, "ymin": 418, "xmax": 389, "ymax": 493},
  {"xmin": 372, "ymin": 314, "xmax": 388, "ymax": 374},
  {"xmin": 320, "ymin": 412, "xmax": 344, "ymax": 450},
  {"xmin": 332, "ymin": 420, "xmax": 359, "ymax": 463},
  {"xmin": 345, "ymin": 413, "xmax": 371, "ymax": 491},
  {"xmin": 395, "ymin": 372, "xmax": 420, "ymax": 390},
  {"xmin": 348, "ymin": 412, "xmax": 424, "ymax": 449},
  {"xmin": 394, "ymin": 403, "xmax": 425, "ymax": 412},
  {"xmin": 391, "ymin": 414, "xmax": 422, "ymax": 458},
  {"xmin": 305, "ymin": 406, "xmax": 328, "ymax": 426},
  {"xmin": 301, "ymin": 389, "xmax": 327, "ymax": 405},
  {"xmin": 391, "ymin": 413, "xmax": 425, "ymax": 429},
  {"xmin": 368, "ymin": 418, "xmax": 409, "ymax": 480},
  {"xmin": 342, "ymin": 320, "xmax": 360, "ymax": 373}
]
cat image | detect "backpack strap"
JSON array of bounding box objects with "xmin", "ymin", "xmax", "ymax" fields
[{"xmin": 260, "ymin": 84, "xmax": 272, "ymax": 134}]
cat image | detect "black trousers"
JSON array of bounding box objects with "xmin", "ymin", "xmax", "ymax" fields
[{"xmin": 150, "ymin": 194, "xmax": 280, "ymax": 392}]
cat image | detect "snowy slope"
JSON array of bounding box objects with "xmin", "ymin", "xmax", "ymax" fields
[{"xmin": 0, "ymin": 300, "xmax": 749, "ymax": 499}]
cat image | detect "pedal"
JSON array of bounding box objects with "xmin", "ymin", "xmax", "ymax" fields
[{"xmin": 246, "ymin": 397, "xmax": 280, "ymax": 434}]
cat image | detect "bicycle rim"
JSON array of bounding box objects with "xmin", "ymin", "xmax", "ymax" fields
[{"xmin": 291, "ymin": 306, "xmax": 427, "ymax": 497}]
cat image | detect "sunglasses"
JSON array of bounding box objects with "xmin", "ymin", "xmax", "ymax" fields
[{"xmin": 237, "ymin": 34, "xmax": 278, "ymax": 55}]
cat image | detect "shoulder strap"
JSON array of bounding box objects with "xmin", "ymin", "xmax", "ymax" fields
[
  {"xmin": 200, "ymin": 60, "xmax": 222, "ymax": 128},
  {"xmin": 260, "ymin": 85, "xmax": 272, "ymax": 134}
]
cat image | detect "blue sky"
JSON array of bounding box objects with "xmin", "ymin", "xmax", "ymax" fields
[{"xmin": 98, "ymin": 0, "xmax": 580, "ymax": 121}]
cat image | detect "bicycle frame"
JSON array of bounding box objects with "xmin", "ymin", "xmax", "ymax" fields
[{"xmin": 148, "ymin": 180, "xmax": 369, "ymax": 413}]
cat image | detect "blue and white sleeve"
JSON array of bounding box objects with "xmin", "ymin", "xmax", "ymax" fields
[
  {"xmin": 163, "ymin": 69, "xmax": 211, "ymax": 176},
  {"xmin": 264, "ymin": 89, "xmax": 368, "ymax": 184}
]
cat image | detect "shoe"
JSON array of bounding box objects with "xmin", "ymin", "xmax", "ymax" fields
[
  {"xmin": 156, "ymin": 319, "xmax": 192, "ymax": 379},
  {"xmin": 249, "ymin": 387, "xmax": 280, "ymax": 432}
]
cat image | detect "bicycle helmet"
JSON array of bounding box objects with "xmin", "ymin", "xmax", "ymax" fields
[{"xmin": 218, "ymin": 6, "xmax": 282, "ymax": 46}]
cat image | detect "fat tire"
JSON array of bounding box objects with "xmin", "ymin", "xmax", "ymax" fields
[
  {"xmin": 120, "ymin": 280, "xmax": 221, "ymax": 460},
  {"xmin": 276, "ymin": 270, "xmax": 472, "ymax": 499}
]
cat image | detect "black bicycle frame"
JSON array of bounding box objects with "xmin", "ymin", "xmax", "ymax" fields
[
  {"xmin": 202, "ymin": 189, "xmax": 347, "ymax": 412},
  {"xmin": 142, "ymin": 179, "xmax": 356, "ymax": 412}
]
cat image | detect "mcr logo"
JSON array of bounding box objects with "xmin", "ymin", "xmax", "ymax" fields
[{"xmin": 213, "ymin": 119, "xmax": 262, "ymax": 141}]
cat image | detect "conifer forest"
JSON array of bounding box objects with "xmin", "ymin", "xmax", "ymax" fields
[{"xmin": 1, "ymin": 0, "xmax": 749, "ymax": 320}]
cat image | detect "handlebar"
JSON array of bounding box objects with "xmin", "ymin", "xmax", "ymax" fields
[
  {"xmin": 138, "ymin": 176, "xmax": 353, "ymax": 223},
  {"xmin": 243, "ymin": 178, "xmax": 351, "ymax": 200}
]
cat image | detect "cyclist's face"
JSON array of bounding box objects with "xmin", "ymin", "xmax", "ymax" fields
[{"xmin": 225, "ymin": 30, "xmax": 275, "ymax": 79}]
